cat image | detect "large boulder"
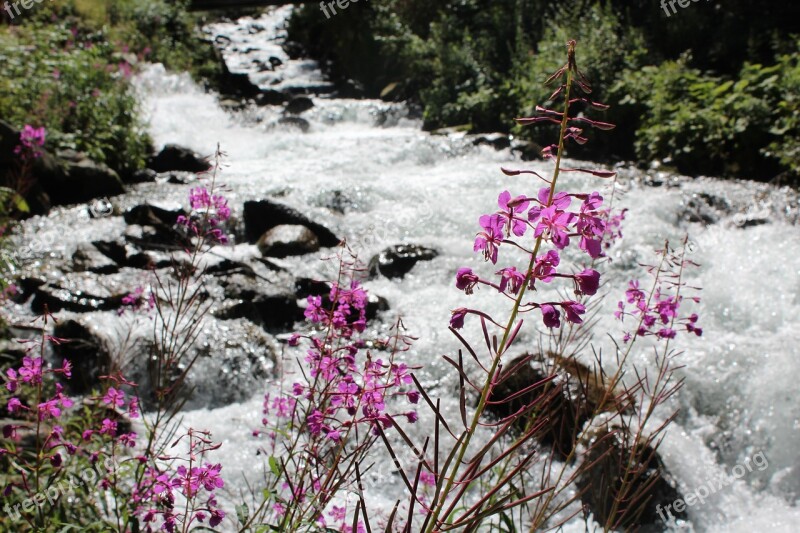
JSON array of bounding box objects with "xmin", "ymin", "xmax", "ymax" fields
[
  {"xmin": 487, "ymin": 353, "xmax": 621, "ymax": 460},
  {"xmin": 368, "ymin": 245, "xmax": 439, "ymax": 279},
  {"xmin": 215, "ymin": 294, "xmax": 304, "ymax": 332},
  {"xmin": 52, "ymin": 319, "xmax": 112, "ymax": 395},
  {"xmin": 147, "ymin": 144, "xmax": 210, "ymax": 174},
  {"xmin": 56, "ymin": 158, "xmax": 125, "ymax": 204},
  {"xmin": 285, "ymin": 96, "xmax": 314, "ymax": 115},
  {"xmin": 243, "ymin": 199, "xmax": 340, "ymax": 246},
  {"xmin": 257, "ymin": 224, "xmax": 320, "ymax": 257},
  {"xmin": 577, "ymin": 425, "xmax": 686, "ymax": 531}
]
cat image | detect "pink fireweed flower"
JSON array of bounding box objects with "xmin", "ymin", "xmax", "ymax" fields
[
  {"xmin": 561, "ymin": 301, "xmax": 587, "ymax": 324},
  {"xmin": 7, "ymin": 397, "xmax": 22, "ymax": 413},
  {"xmin": 574, "ymin": 268, "xmax": 600, "ymax": 296},
  {"xmin": 103, "ymin": 386, "xmax": 126, "ymax": 407},
  {"xmin": 14, "ymin": 125, "xmax": 46, "ymax": 159},
  {"xmin": 474, "ymin": 214, "xmax": 504, "ymax": 264},
  {"xmin": 455, "ymin": 267, "xmax": 480, "ymax": 294},
  {"xmin": 496, "ymin": 266, "xmax": 526, "ymax": 294},
  {"xmin": 18, "ymin": 356, "xmax": 44, "ymax": 385},
  {"xmin": 531, "ymin": 249, "xmax": 561, "ymax": 286},
  {"xmin": 497, "ymin": 190, "xmax": 530, "ymax": 237},
  {"xmin": 541, "ymin": 304, "xmax": 561, "ymax": 329},
  {"xmin": 528, "ymin": 187, "xmax": 571, "ymax": 222},
  {"xmin": 534, "ymin": 204, "xmax": 576, "ymax": 250},
  {"xmin": 38, "ymin": 399, "xmax": 61, "ymax": 420},
  {"xmin": 450, "ymin": 307, "xmax": 469, "ymax": 329}
]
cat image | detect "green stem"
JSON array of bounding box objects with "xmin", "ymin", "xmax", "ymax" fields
[{"xmin": 424, "ymin": 64, "xmax": 574, "ymax": 532}]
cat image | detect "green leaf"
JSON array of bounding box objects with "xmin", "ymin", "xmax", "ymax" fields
[
  {"xmin": 268, "ymin": 455, "xmax": 281, "ymax": 477},
  {"xmin": 236, "ymin": 503, "xmax": 250, "ymax": 525}
]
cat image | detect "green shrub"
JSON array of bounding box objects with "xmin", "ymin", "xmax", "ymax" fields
[
  {"xmin": 0, "ymin": 26, "xmax": 151, "ymax": 176},
  {"xmin": 615, "ymin": 48, "xmax": 799, "ymax": 178}
]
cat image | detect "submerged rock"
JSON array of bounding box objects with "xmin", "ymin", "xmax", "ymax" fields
[
  {"xmin": 368, "ymin": 245, "xmax": 439, "ymax": 279},
  {"xmin": 147, "ymin": 144, "xmax": 211, "ymax": 174},
  {"xmin": 277, "ymin": 116, "xmax": 310, "ymax": 133},
  {"xmin": 257, "ymin": 224, "xmax": 320, "ymax": 257},
  {"xmin": 243, "ymin": 199, "xmax": 340, "ymax": 246},
  {"xmin": 31, "ymin": 284, "xmax": 125, "ymax": 314},
  {"xmin": 72, "ymin": 245, "xmax": 119, "ymax": 275}
]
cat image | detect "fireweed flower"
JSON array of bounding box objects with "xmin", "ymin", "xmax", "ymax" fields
[
  {"xmin": 474, "ymin": 214, "xmax": 504, "ymax": 264},
  {"xmin": 14, "ymin": 125, "xmax": 46, "ymax": 159},
  {"xmin": 497, "ymin": 190, "xmax": 530, "ymax": 237}
]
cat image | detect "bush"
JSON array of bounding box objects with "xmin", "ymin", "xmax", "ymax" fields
[{"xmin": 615, "ymin": 47, "xmax": 800, "ymax": 178}]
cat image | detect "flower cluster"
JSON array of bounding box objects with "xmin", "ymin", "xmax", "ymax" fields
[
  {"xmin": 14, "ymin": 124, "xmax": 46, "ymax": 160},
  {"xmin": 252, "ymin": 251, "xmax": 418, "ymax": 529},
  {"xmin": 615, "ymin": 244, "xmax": 703, "ymax": 342},
  {"xmin": 118, "ymin": 285, "xmax": 156, "ymax": 315},
  {"xmin": 132, "ymin": 430, "xmax": 226, "ymax": 532},
  {"xmin": 176, "ymin": 187, "xmax": 231, "ymax": 244}
]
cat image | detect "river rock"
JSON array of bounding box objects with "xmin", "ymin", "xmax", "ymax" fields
[
  {"xmin": 124, "ymin": 204, "xmax": 186, "ymax": 227},
  {"xmin": 215, "ymin": 294, "xmax": 304, "ymax": 331},
  {"xmin": 52, "ymin": 319, "xmax": 112, "ymax": 394},
  {"xmin": 72, "ymin": 245, "xmax": 119, "ymax": 274},
  {"xmin": 147, "ymin": 144, "xmax": 210, "ymax": 174},
  {"xmin": 368, "ymin": 245, "xmax": 439, "ymax": 279},
  {"xmin": 277, "ymin": 116, "xmax": 311, "ymax": 133},
  {"xmin": 126, "ymin": 168, "xmax": 158, "ymax": 184},
  {"xmin": 285, "ymin": 96, "xmax": 314, "ymax": 115},
  {"xmin": 30, "ymin": 283, "xmax": 125, "ymax": 314},
  {"xmin": 576, "ymin": 424, "xmax": 686, "ymax": 530},
  {"xmin": 472, "ymin": 133, "xmax": 511, "ymax": 150},
  {"xmin": 243, "ymin": 199, "xmax": 340, "ymax": 246},
  {"xmin": 487, "ymin": 353, "xmax": 624, "ymax": 459},
  {"xmin": 257, "ymin": 224, "xmax": 320, "ymax": 257},
  {"xmin": 511, "ymin": 139, "xmax": 544, "ymax": 161}
]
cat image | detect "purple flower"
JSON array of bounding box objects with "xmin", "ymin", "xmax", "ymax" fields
[
  {"xmin": 7, "ymin": 397, "xmax": 22, "ymax": 413},
  {"xmin": 497, "ymin": 190, "xmax": 530, "ymax": 237},
  {"xmin": 532, "ymin": 250, "xmax": 561, "ymax": 285},
  {"xmin": 534, "ymin": 205, "xmax": 576, "ymax": 249},
  {"xmin": 103, "ymin": 387, "xmax": 125, "ymax": 408},
  {"xmin": 496, "ymin": 267, "xmax": 526, "ymax": 294},
  {"xmin": 541, "ymin": 304, "xmax": 561, "ymax": 328},
  {"xmin": 455, "ymin": 267, "xmax": 480, "ymax": 294},
  {"xmin": 450, "ymin": 308, "xmax": 468, "ymax": 330},
  {"xmin": 562, "ymin": 301, "xmax": 586, "ymax": 324},
  {"xmin": 574, "ymin": 268, "xmax": 600, "ymax": 296},
  {"xmin": 474, "ymin": 214, "xmax": 504, "ymax": 264}
]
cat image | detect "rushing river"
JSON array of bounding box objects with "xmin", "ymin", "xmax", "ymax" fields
[{"xmin": 11, "ymin": 6, "xmax": 800, "ymax": 531}]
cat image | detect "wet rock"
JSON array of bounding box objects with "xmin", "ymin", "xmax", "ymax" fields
[
  {"xmin": 56, "ymin": 159, "xmax": 125, "ymax": 205},
  {"xmin": 734, "ymin": 214, "xmax": 769, "ymax": 228},
  {"xmin": 215, "ymin": 294, "xmax": 304, "ymax": 331},
  {"xmin": 30, "ymin": 284, "xmax": 125, "ymax": 314},
  {"xmin": 217, "ymin": 52, "xmax": 262, "ymax": 98},
  {"xmin": 91, "ymin": 239, "xmax": 129, "ymax": 266},
  {"xmin": 472, "ymin": 133, "xmax": 511, "ymax": 151},
  {"xmin": 147, "ymin": 144, "xmax": 211, "ymax": 174},
  {"xmin": 243, "ymin": 199, "xmax": 340, "ymax": 246},
  {"xmin": 277, "ymin": 116, "xmax": 311, "ymax": 133},
  {"xmin": 316, "ymin": 190, "xmax": 356, "ymax": 214},
  {"xmin": 255, "ymin": 90, "xmax": 289, "ymax": 106},
  {"xmin": 285, "ymin": 96, "xmax": 314, "ymax": 115},
  {"xmin": 368, "ymin": 245, "xmax": 439, "ymax": 279},
  {"xmin": 9, "ymin": 278, "xmax": 45, "ymax": 304},
  {"xmin": 487, "ymin": 354, "xmax": 623, "ymax": 460},
  {"xmin": 257, "ymin": 224, "xmax": 320, "ymax": 258},
  {"xmin": 283, "ymin": 40, "xmax": 306, "ymax": 60},
  {"xmin": 52, "ymin": 319, "xmax": 112, "ymax": 394},
  {"xmin": 72, "ymin": 245, "xmax": 119, "ymax": 274},
  {"xmin": 576, "ymin": 424, "xmax": 686, "ymax": 530},
  {"xmin": 510, "ymin": 139, "xmax": 543, "ymax": 161},
  {"xmin": 124, "ymin": 204, "xmax": 186, "ymax": 227},
  {"xmin": 206, "ymin": 259, "xmax": 258, "ymax": 278},
  {"xmin": 126, "ymin": 168, "xmax": 157, "ymax": 184}
]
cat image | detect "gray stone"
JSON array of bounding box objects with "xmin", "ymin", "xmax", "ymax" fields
[{"xmin": 257, "ymin": 224, "xmax": 320, "ymax": 257}]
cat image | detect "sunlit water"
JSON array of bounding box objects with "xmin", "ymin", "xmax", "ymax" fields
[{"xmin": 11, "ymin": 6, "xmax": 800, "ymax": 531}]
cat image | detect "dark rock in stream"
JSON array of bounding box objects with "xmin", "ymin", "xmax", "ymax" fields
[
  {"xmin": 72, "ymin": 245, "xmax": 119, "ymax": 274},
  {"xmin": 577, "ymin": 425, "xmax": 687, "ymax": 530},
  {"xmin": 277, "ymin": 116, "xmax": 311, "ymax": 133},
  {"xmin": 52, "ymin": 319, "xmax": 112, "ymax": 395},
  {"xmin": 147, "ymin": 144, "xmax": 211, "ymax": 174},
  {"xmin": 368, "ymin": 245, "xmax": 439, "ymax": 279},
  {"xmin": 243, "ymin": 199, "xmax": 340, "ymax": 246},
  {"xmin": 285, "ymin": 96, "xmax": 314, "ymax": 115},
  {"xmin": 257, "ymin": 224, "xmax": 320, "ymax": 257},
  {"xmin": 215, "ymin": 294, "xmax": 304, "ymax": 331},
  {"xmin": 31, "ymin": 284, "xmax": 125, "ymax": 314}
]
